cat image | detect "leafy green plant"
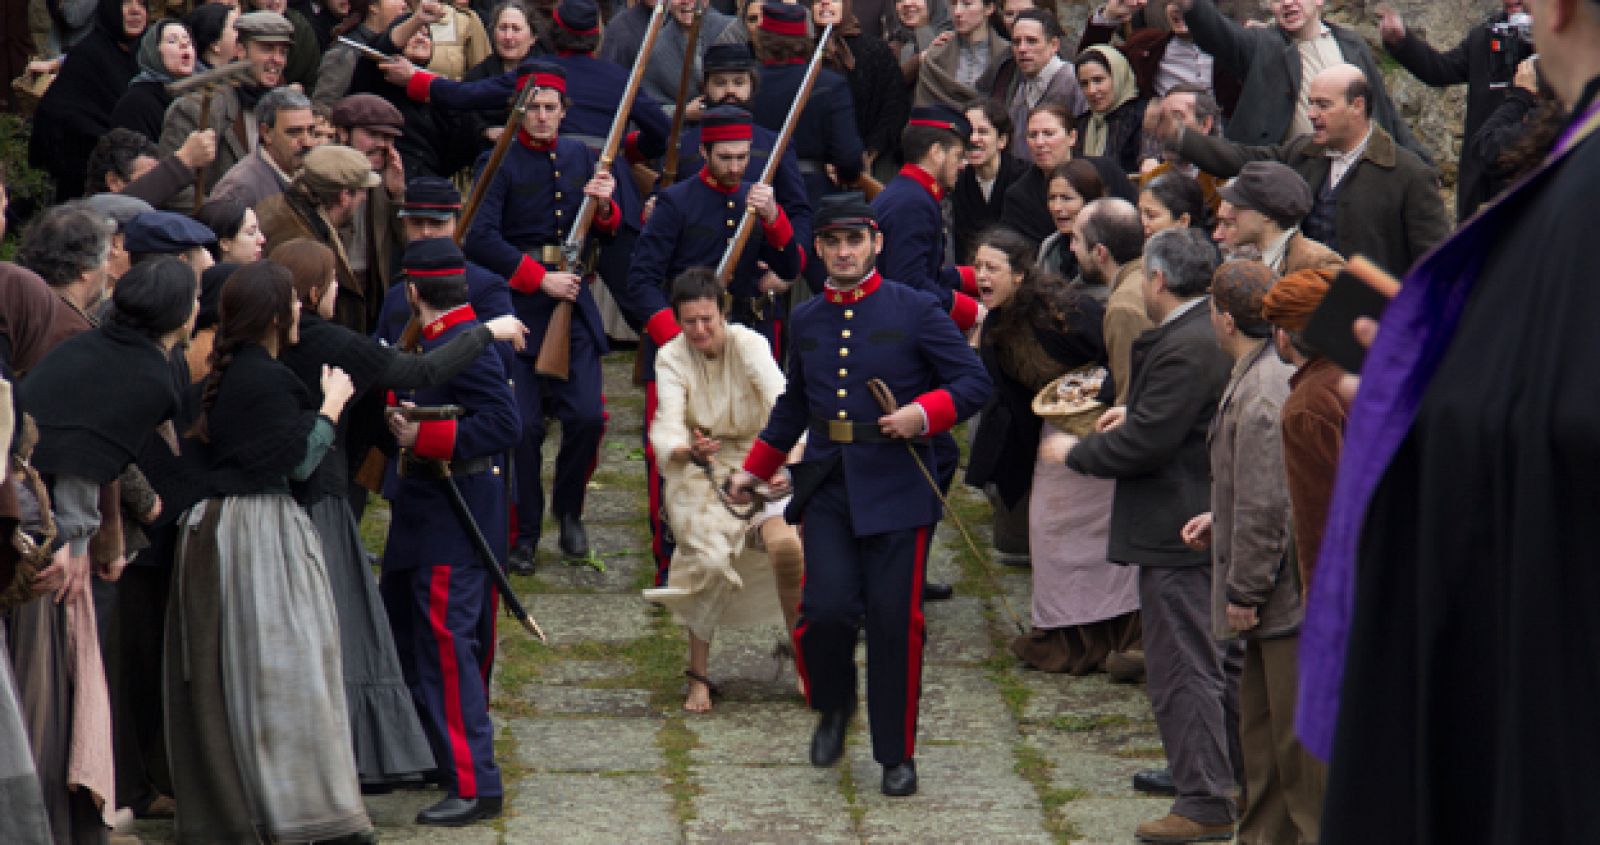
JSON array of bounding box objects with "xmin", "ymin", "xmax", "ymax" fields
[{"xmin": 0, "ymin": 114, "xmax": 54, "ymax": 259}]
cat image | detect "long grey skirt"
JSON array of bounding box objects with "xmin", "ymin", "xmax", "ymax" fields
[
  {"xmin": 165, "ymin": 495, "xmax": 369, "ymax": 843},
  {"xmin": 0, "ymin": 624, "xmax": 51, "ymax": 844},
  {"xmin": 305, "ymin": 496, "xmax": 433, "ymax": 784}
]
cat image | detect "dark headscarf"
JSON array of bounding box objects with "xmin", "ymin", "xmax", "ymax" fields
[
  {"xmin": 95, "ymin": 0, "xmax": 148, "ymax": 50},
  {"xmin": 131, "ymin": 19, "xmax": 191, "ymax": 85}
]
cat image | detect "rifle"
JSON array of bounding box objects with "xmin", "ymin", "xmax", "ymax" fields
[
  {"xmin": 394, "ymin": 64, "xmax": 542, "ymax": 353},
  {"xmin": 533, "ymin": 1, "xmax": 669, "ymax": 380},
  {"xmin": 167, "ymin": 63, "xmax": 252, "ymax": 213},
  {"xmin": 713, "ymin": 24, "xmax": 834, "ymax": 286},
  {"xmin": 659, "ymin": 0, "xmax": 705, "ymax": 189}
]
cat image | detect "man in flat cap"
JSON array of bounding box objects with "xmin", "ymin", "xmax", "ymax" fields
[
  {"xmin": 257, "ymin": 145, "xmax": 381, "ymax": 333},
  {"xmin": 1160, "ymin": 63, "xmax": 1449, "ymax": 277},
  {"xmin": 328, "ymin": 93, "xmax": 409, "ymax": 335},
  {"xmin": 1213, "ymin": 161, "xmax": 1344, "ymax": 276},
  {"xmin": 1184, "ymin": 260, "xmax": 1324, "ymax": 845},
  {"xmin": 158, "ymin": 10, "xmax": 295, "ymax": 197},
  {"xmin": 123, "ymin": 211, "xmax": 217, "ymax": 275}
]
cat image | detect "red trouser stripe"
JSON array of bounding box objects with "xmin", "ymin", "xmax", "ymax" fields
[
  {"xmin": 643, "ymin": 381, "xmax": 670, "ymax": 583},
  {"xmin": 904, "ymin": 526, "xmax": 929, "ymax": 760},
  {"xmin": 790, "ymin": 550, "xmax": 811, "ymax": 706},
  {"xmin": 428, "ymin": 566, "xmax": 478, "ymax": 797}
]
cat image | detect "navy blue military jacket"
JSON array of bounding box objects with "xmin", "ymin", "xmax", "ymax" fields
[
  {"xmin": 870, "ymin": 165, "xmax": 985, "ymax": 333},
  {"xmin": 372, "ymin": 260, "xmax": 516, "ymax": 373},
  {"xmin": 743, "ymin": 272, "xmax": 992, "ymax": 536},
  {"xmin": 676, "ymin": 122, "xmax": 812, "ymax": 252},
  {"xmin": 383, "ymin": 305, "xmax": 521, "ymax": 571},
  {"xmin": 625, "ymin": 169, "xmax": 804, "ymax": 349},
  {"xmin": 462, "ymin": 133, "xmax": 619, "ymax": 352},
  {"xmin": 751, "ymin": 62, "xmax": 865, "ymax": 194},
  {"xmin": 404, "ymin": 54, "xmax": 672, "ymax": 232}
]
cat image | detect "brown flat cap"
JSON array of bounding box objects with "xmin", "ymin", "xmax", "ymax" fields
[
  {"xmin": 1218, "ymin": 161, "xmax": 1313, "ymax": 226},
  {"xmin": 234, "ymin": 11, "xmax": 295, "ymax": 43},
  {"xmin": 301, "ymin": 145, "xmax": 381, "ymax": 193},
  {"xmin": 330, "ymin": 94, "xmax": 404, "ymax": 137}
]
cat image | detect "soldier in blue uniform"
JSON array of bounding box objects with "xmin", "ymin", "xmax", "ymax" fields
[
  {"xmin": 379, "ymin": 0, "xmax": 670, "ymax": 321},
  {"xmin": 749, "ymin": 3, "xmax": 866, "ymax": 209},
  {"xmin": 460, "ymin": 63, "xmax": 619, "ymax": 569},
  {"xmin": 374, "ymin": 176, "xmax": 515, "ymax": 346},
  {"xmin": 623, "ymin": 104, "xmax": 805, "ymax": 586},
  {"xmin": 871, "ymin": 105, "xmax": 992, "ymax": 602},
  {"xmin": 872, "ymin": 105, "xmax": 982, "ymax": 308},
  {"xmin": 729, "ymin": 196, "xmax": 992, "ymax": 797},
  {"xmin": 676, "ymin": 43, "xmax": 812, "ymax": 252},
  {"xmin": 379, "ymin": 238, "xmax": 521, "ymax": 827}
]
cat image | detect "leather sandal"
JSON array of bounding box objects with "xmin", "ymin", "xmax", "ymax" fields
[{"xmin": 684, "ymin": 668, "xmax": 720, "ymax": 699}]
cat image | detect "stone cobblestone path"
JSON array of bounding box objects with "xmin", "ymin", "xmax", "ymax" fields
[{"xmin": 137, "ymin": 351, "xmax": 1192, "ymax": 845}]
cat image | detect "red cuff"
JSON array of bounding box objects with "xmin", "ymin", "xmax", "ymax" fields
[
  {"xmin": 742, "ymin": 438, "xmax": 786, "ymax": 480},
  {"xmin": 592, "ymin": 198, "xmax": 620, "ymax": 235},
  {"xmin": 623, "ymin": 130, "xmax": 645, "ymax": 165},
  {"xmin": 405, "ymin": 70, "xmax": 438, "ymax": 103},
  {"xmin": 509, "ymin": 255, "xmax": 546, "ymax": 294},
  {"xmin": 412, "ymin": 419, "xmax": 457, "ymax": 460},
  {"xmin": 644, "ymin": 308, "xmax": 681, "ymax": 346},
  {"xmin": 948, "ymin": 292, "xmax": 979, "ymax": 332},
  {"xmin": 385, "ymin": 390, "xmax": 399, "ymax": 407},
  {"xmin": 957, "ymin": 266, "xmax": 978, "ymax": 297},
  {"xmin": 913, "ymin": 389, "xmax": 958, "ymax": 436},
  {"xmin": 761, "ymin": 206, "xmax": 794, "ymax": 250}
]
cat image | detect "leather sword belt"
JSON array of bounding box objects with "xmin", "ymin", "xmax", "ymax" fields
[
  {"xmin": 811, "ymin": 417, "xmax": 928, "ymax": 445},
  {"xmin": 399, "ymin": 455, "xmax": 496, "ymax": 480}
]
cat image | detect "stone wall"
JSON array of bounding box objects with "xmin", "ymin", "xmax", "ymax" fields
[{"xmin": 1051, "ymin": 0, "xmax": 1501, "ymax": 189}]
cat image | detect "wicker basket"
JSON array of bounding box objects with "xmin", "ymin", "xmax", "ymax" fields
[{"xmin": 1032, "ymin": 366, "xmax": 1109, "ymax": 437}]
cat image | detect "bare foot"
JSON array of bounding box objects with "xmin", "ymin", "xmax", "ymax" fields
[{"xmin": 684, "ymin": 677, "xmax": 714, "ymax": 713}]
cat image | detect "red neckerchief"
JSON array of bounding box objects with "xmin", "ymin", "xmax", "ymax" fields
[
  {"xmin": 422, "ymin": 304, "xmax": 478, "ymax": 340},
  {"xmin": 517, "ymin": 128, "xmax": 557, "ymax": 152},
  {"xmin": 822, "ymin": 270, "xmax": 882, "ymax": 304}
]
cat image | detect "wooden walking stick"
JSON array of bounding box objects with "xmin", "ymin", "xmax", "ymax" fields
[
  {"xmin": 713, "ymin": 23, "xmax": 834, "ymax": 287},
  {"xmin": 533, "ymin": 1, "xmax": 669, "ymax": 380},
  {"xmin": 167, "ymin": 63, "xmax": 252, "ymax": 213},
  {"xmin": 659, "ymin": 0, "xmax": 706, "ymax": 189}
]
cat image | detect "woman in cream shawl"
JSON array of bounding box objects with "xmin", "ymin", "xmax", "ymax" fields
[
  {"xmin": 647, "ymin": 271, "xmax": 805, "ymax": 713},
  {"xmin": 1072, "ymin": 44, "xmax": 1149, "ymax": 174}
]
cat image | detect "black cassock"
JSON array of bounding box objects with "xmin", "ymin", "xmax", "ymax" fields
[{"xmin": 1321, "ymin": 79, "xmax": 1600, "ymax": 843}]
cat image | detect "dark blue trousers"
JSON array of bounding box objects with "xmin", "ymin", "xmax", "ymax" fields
[
  {"xmin": 381, "ymin": 564, "xmax": 503, "ymax": 799},
  {"xmin": 511, "ymin": 334, "xmax": 605, "ymax": 548},
  {"xmin": 794, "ymin": 476, "xmax": 930, "ymax": 766}
]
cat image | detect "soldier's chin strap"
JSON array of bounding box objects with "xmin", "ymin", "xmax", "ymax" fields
[{"xmin": 866, "ymin": 379, "xmax": 1026, "ymax": 634}]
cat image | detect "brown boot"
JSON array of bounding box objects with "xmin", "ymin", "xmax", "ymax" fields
[{"xmin": 1134, "ymin": 812, "xmax": 1235, "ymax": 843}]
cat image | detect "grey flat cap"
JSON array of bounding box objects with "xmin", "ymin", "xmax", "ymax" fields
[
  {"xmin": 235, "ymin": 11, "xmax": 295, "ymax": 43},
  {"xmin": 1218, "ymin": 161, "xmax": 1314, "ymax": 226}
]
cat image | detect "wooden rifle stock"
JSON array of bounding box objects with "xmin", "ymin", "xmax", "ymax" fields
[
  {"xmin": 534, "ymin": 2, "xmax": 669, "ymax": 380},
  {"xmin": 713, "ymin": 24, "xmax": 834, "ymax": 286},
  {"xmin": 660, "ymin": 2, "xmax": 706, "ymax": 189},
  {"xmin": 192, "ymin": 88, "xmax": 214, "ymax": 214}
]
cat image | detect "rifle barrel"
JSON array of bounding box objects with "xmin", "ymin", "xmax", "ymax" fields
[{"xmin": 713, "ymin": 24, "xmax": 834, "ymax": 284}]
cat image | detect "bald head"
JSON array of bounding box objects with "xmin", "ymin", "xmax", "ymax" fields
[
  {"xmin": 1307, "ymin": 64, "xmax": 1373, "ymax": 151},
  {"xmin": 1072, "ymin": 197, "xmax": 1145, "ymax": 284}
]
